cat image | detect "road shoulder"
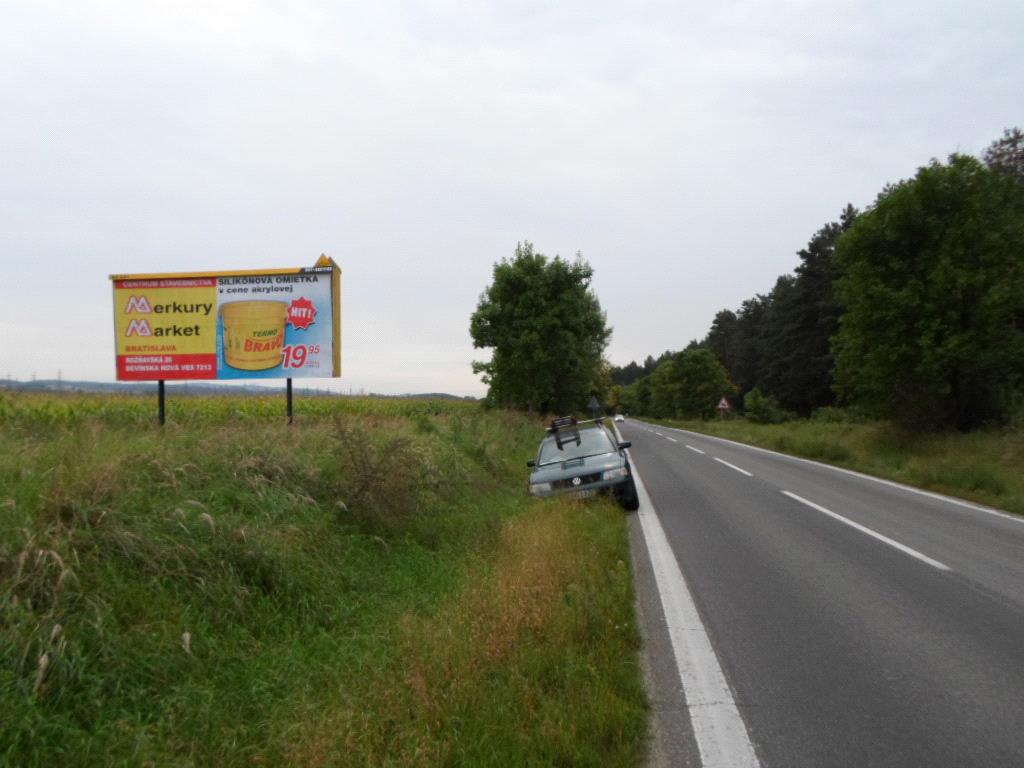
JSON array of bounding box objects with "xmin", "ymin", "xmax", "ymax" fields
[{"xmin": 628, "ymin": 509, "xmax": 702, "ymax": 767}]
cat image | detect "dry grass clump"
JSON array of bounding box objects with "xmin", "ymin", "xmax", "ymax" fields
[
  {"xmin": 482, "ymin": 508, "xmax": 580, "ymax": 660},
  {"xmin": 2, "ymin": 537, "xmax": 76, "ymax": 615}
]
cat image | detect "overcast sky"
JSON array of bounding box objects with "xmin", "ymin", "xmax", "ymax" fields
[{"xmin": 1, "ymin": 1, "xmax": 1021, "ymax": 396}]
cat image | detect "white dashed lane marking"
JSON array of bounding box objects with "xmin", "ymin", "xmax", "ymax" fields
[
  {"xmin": 713, "ymin": 457, "xmax": 753, "ymax": 477},
  {"xmin": 782, "ymin": 491, "xmax": 951, "ymax": 572}
]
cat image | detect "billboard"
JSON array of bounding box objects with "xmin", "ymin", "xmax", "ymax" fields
[{"xmin": 111, "ymin": 256, "xmax": 341, "ymax": 381}]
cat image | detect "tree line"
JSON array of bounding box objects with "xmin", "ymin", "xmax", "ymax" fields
[
  {"xmin": 610, "ymin": 128, "xmax": 1024, "ymax": 430},
  {"xmin": 469, "ymin": 129, "xmax": 1023, "ymax": 430}
]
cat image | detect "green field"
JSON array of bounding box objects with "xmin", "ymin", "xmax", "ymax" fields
[
  {"xmin": 645, "ymin": 414, "xmax": 1024, "ymax": 516},
  {"xmin": 0, "ymin": 393, "xmax": 646, "ymax": 767}
]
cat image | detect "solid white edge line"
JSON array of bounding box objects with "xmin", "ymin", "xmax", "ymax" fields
[
  {"xmin": 712, "ymin": 457, "xmax": 753, "ymax": 477},
  {"xmin": 781, "ymin": 491, "xmax": 951, "ymax": 572},
  {"xmin": 648, "ymin": 422, "xmax": 1022, "ymax": 525},
  {"xmin": 630, "ymin": 458, "xmax": 761, "ymax": 767},
  {"xmin": 614, "ymin": 423, "xmax": 759, "ymax": 766},
  {"xmin": 686, "ymin": 445, "xmax": 706, "ymax": 455}
]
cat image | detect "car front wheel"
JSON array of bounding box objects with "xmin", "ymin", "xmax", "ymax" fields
[{"xmin": 616, "ymin": 477, "xmax": 640, "ymax": 511}]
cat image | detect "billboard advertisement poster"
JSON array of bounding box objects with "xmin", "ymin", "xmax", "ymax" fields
[{"xmin": 111, "ymin": 257, "xmax": 341, "ymax": 381}]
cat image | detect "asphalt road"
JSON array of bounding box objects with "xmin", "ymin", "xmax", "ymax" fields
[{"xmin": 621, "ymin": 420, "xmax": 1024, "ymax": 768}]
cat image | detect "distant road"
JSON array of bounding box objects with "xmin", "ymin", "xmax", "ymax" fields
[{"xmin": 622, "ymin": 420, "xmax": 1024, "ymax": 767}]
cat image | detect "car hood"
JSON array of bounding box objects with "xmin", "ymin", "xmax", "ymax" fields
[{"xmin": 529, "ymin": 453, "xmax": 624, "ymax": 483}]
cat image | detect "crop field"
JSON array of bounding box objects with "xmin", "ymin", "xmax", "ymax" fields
[{"xmin": 0, "ymin": 392, "xmax": 646, "ymax": 767}]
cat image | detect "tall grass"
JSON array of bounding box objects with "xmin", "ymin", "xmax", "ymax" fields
[
  {"xmin": 648, "ymin": 414, "xmax": 1024, "ymax": 515},
  {"xmin": 0, "ymin": 393, "xmax": 646, "ymax": 766}
]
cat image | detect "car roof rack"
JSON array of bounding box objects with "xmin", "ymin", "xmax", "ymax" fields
[{"xmin": 547, "ymin": 415, "xmax": 606, "ymax": 450}]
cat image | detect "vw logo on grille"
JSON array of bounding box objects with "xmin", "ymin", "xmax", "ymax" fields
[{"xmin": 572, "ymin": 476, "xmax": 582, "ymax": 486}]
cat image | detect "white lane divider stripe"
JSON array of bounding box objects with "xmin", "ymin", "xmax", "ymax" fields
[
  {"xmin": 666, "ymin": 436, "xmax": 678, "ymax": 443},
  {"xmin": 631, "ymin": 461, "xmax": 761, "ymax": 767},
  {"xmin": 782, "ymin": 491, "xmax": 951, "ymax": 572},
  {"xmin": 686, "ymin": 445, "xmax": 705, "ymax": 454},
  {"xmin": 713, "ymin": 457, "xmax": 753, "ymax": 477}
]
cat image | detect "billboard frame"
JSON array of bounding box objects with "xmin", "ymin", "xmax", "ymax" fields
[{"xmin": 109, "ymin": 254, "xmax": 341, "ymax": 424}]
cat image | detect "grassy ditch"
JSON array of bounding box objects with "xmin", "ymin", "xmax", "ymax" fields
[
  {"xmin": 0, "ymin": 393, "xmax": 646, "ymax": 767},
  {"xmin": 644, "ymin": 415, "xmax": 1024, "ymax": 516}
]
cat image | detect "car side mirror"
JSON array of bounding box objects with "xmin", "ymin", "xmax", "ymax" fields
[
  {"xmin": 527, "ymin": 460, "xmax": 536, "ymax": 467},
  {"xmin": 618, "ymin": 441, "xmax": 631, "ymax": 450}
]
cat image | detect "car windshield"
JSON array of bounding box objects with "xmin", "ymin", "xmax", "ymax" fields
[{"xmin": 538, "ymin": 427, "xmax": 616, "ymax": 466}]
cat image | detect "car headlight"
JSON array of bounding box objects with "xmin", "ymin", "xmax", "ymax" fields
[
  {"xmin": 602, "ymin": 467, "xmax": 629, "ymax": 481},
  {"xmin": 529, "ymin": 482, "xmax": 552, "ymax": 494}
]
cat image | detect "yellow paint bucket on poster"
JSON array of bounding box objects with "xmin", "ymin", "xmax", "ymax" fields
[{"xmin": 221, "ymin": 301, "xmax": 288, "ymax": 370}]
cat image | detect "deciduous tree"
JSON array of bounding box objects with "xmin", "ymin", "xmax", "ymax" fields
[
  {"xmin": 833, "ymin": 155, "xmax": 1024, "ymax": 429},
  {"xmin": 470, "ymin": 242, "xmax": 611, "ymax": 413},
  {"xmin": 646, "ymin": 348, "xmax": 735, "ymax": 419},
  {"xmin": 983, "ymin": 127, "xmax": 1024, "ymax": 183}
]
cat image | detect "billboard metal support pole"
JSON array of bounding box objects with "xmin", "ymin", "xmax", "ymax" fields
[
  {"xmin": 287, "ymin": 378, "xmax": 293, "ymax": 425},
  {"xmin": 158, "ymin": 380, "xmax": 166, "ymax": 426}
]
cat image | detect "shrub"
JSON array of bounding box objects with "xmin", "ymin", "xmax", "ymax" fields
[
  {"xmin": 319, "ymin": 420, "xmax": 430, "ymax": 537},
  {"xmin": 793, "ymin": 438, "xmax": 852, "ymax": 463},
  {"xmin": 810, "ymin": 406, "xmax": 850, "ymax": 423},
  {"xmin": 743, "ymin": 388, "xmax": 793, "ymax": 424}
]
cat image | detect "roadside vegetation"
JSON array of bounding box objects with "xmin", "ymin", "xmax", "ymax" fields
[
  {"xmin": 645, "ymin": 413, "xmax": 1024, "ymax": 516},
  {"xmin": 0, "ymin": 392, "xmax": 646, "ymax": 767}
]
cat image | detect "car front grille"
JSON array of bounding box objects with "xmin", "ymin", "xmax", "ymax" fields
[{"xmin": 553, "ymin": 472, "xmax": 603, "ymax": 490}]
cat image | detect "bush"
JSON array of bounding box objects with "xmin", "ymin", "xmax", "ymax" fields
[
  {"xmin": 810, "ymin": 406, "xmax": 849, "ymax": 423},
  {"xmin": 743, "ymin": 389, "xmax": 793, "ymax": 424},
  {"xmin": 791, "ymin": 438, "xmax": 852, "ymax": 463}
]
